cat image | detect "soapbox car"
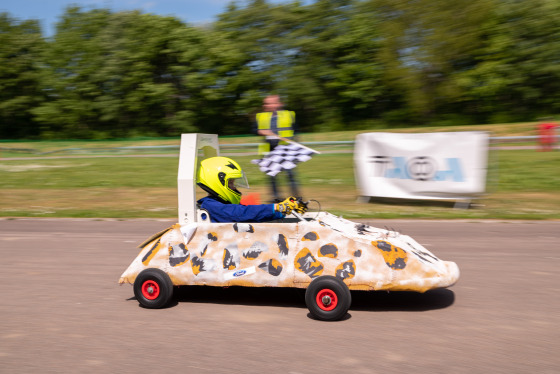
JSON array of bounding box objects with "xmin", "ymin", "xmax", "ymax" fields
[{"xmin": 119, "ymin": 134, "xmax": 459, "ymax": 321}]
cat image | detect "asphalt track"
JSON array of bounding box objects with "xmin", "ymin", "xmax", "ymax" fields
[{"xmin": 1, "ymin": 218, "xmax": 558, "ymax": 374}]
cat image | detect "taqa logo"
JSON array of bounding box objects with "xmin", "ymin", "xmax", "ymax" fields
[
  {"xmin": 233, "ymin": 270, "xmax": 246, "ymax": 277},
  {"xmin": 406, "ymin": 157, "xmax": 437, "ymax": 181},
  {"xmin": 368, "ymin": 156, "xmax": 464, "ymax": 182}
]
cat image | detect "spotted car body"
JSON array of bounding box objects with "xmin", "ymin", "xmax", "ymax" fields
[{"xmin": 119, "ymin": 211, "xmax": 459, "ymax": 292}]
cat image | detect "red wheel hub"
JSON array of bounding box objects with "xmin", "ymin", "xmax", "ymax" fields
[
  {"xmin": 316, "ymin": 288, "xmax": 338, "ymax": 311},
  {"xmin": 141, "ymin": 280, "xmax": 160, "ymax": 300}
]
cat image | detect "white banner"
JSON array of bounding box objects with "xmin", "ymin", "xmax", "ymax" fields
[{"xmin": 354, "ymin": 132, "xmax": 489, "ymax": 200}]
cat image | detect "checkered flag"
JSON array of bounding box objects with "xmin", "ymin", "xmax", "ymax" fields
[{"xmin": 252, "ymin": 142, "xmax": 319, "ymax": 176}]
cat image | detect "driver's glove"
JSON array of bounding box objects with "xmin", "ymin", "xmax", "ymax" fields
[
  {"xmin": 275, "ymin": 196, "xmax": 299, "ymax": 215},
  {"xmin": 293, "ymin": 200, "xmax": 308, "ymax": 214}
]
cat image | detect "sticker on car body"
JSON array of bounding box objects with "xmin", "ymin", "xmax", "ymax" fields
[{"xmin": 224, "ymin": 266, "xmax": 256, "ymax": 280}]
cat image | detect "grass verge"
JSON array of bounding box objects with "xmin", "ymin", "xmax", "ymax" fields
[{"xmin": 1, "ymin": 147, "xmax": 558, "ymax": 220}]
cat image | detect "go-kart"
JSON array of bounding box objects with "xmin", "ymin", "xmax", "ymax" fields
[{"xmin": 119, "ymin": 134, "xmax": 459, "ymax": 321}]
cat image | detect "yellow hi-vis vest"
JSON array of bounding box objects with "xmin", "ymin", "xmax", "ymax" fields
[{"xmin": 256, "ymin": 110, "xmax": 295, "ymax": 154}]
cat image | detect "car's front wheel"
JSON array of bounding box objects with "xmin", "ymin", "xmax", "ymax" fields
[
  {"xmin": 305, "ymin": 275, "xmax": 351, "ymax": 321},
  {"xmin": 133, "ymin": 268, "xmax": 174, "ymax": 309}
]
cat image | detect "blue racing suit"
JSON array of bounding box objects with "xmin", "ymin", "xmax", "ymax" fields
[{"xmin": 197, "ymin": 196, "xmax": 284, "ymax": 223}]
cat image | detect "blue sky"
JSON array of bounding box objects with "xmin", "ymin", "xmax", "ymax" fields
[{"xmin": 0, "ymin": 0, "xmax": 307, "ymax": 36}]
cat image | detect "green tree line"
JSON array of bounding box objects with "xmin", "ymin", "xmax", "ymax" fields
[{"xmin": 1, "ymin": 0, "xmax": 560, "ymax": 139}]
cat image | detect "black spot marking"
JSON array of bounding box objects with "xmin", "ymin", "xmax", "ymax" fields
[
  {"xmin": 336, "ymin": 260, "xmax": 356, "ymax": 280},
  {"xmin": 353, "ymin": 249, "xmax": 362, "ymax": 257},
  {"xmin": 318, "ymin": 243, "xmax": 338, "ymax": 258},
  {"xmin": 191, "ymin": 256, "xmax": 208, "ymax": 275},
  {"xmin": 407, "ymin": 241, "xmax": 438, "ymax": 263},
  {"xmin": 295, "ymin": 251, "xmax": 324, "ymax": 278},
  {"xmin": 372, "ymin": 240, "xmax": 409, "ymax": 270},
  {"xmin": 243, "ymin": 250, "xmax": 260, "ymax": 260},
  {"xmin": 392, "ymin": 257, "xmax": 407, "ymax": 269},
  {"xmin": 377, "ymin": 241, "xmax": 393, "ymax": 252},
  {"xmin": 200, "ymin": 245, "xmax": 208, "ymax": 257},
  {"xmin": 233, "ymin": 223, "xmax": 254, "ymax": 233},
  {"xmin": 258, "ymin": 259, "xmax": 283, "ymax": 276},
  {"xmin": 277, "ymin": 234, "xmax": 289, "ymax": 256},
  {"xmin": 141, "ymin": 238, "xmax": 161, "ymax": 264},
  {"xmin": 302, "ymin": 232, "xmax": 318, "ymax": 241},
  {"xmin": 243, "ymin": 241, "xmax": 268, "ymax": 260},
  {"xmin": 200, "ymin": 233, "xmax": 218, "ymax": 257},
  {"xmin": 356, "ymin": 223, "xmax": 368, "ymax": 235},
  {"xmin": 169, "ymin": 243, "xmax": 189, "ymax": 267},
  {"xmin": 223, "ymin": 248, "xmax": 238, "ymax": 270}
]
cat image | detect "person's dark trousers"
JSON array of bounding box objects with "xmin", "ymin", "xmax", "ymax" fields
[{"xmin": 269, "ymin": 168, "xmax": 300, "ymax": 201}]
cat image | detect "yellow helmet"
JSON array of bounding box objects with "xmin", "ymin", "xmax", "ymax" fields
[{"xmin": 197, "ymin": 157, "xmax": 249, "ymax": 204}]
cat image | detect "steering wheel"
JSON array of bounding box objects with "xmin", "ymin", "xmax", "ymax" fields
[{"xmin": 291, "ymin": 198, "xmax": 321, "ymax": 222}]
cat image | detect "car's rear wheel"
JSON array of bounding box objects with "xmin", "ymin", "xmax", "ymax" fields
[
  {"xmin": 305, "ymin": 275, "xmax": 351, "ymax": 321},
  {"xmin": 133, "ymin": 268, "xmax": 174, "ymax": 309}
]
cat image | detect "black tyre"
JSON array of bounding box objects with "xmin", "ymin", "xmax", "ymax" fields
[
  {"xmin": 133, "ymin": 268, "xmax": 174, "ymax": 309},
  {"xmin": 305, "ymin": 275, "xmax": 351, "ymax": 321}
]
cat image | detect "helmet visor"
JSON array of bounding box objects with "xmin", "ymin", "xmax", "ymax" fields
[{"xmin": 228, "ymin": 171, "xmax": 249, "ymax": 191}]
